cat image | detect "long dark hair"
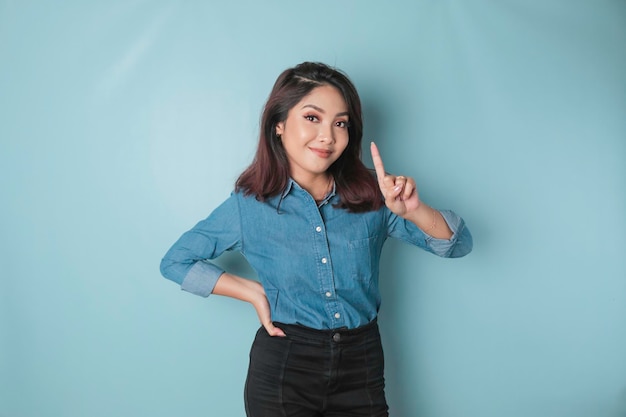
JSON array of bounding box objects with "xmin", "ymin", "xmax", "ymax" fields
[{"xmin": 236, "ymin": 62, "xmax": 383, "ymax": 213}]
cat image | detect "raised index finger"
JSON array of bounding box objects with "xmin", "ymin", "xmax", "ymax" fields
[{"xmin": 370, "ymin": 141, "xmax": 386, "ymax": 184}]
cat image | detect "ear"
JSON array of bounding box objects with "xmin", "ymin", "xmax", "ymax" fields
[{"xmin": 275, "ymin": 122, "xmax": 284, "ymax": 137}]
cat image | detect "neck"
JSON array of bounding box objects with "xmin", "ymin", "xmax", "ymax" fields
[{"xmin": 292, "ymin": 173, "xmax": 333, "ymax": 202}]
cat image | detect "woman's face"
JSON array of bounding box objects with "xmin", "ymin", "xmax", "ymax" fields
[{"xmin": 276, "ymin": 84, "xmax": 350, "ymax": 181}]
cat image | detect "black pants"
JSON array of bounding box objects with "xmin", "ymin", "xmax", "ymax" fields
[{"xmin": 244, "ymin": 319, "xmax": 389, "ymax": 417}]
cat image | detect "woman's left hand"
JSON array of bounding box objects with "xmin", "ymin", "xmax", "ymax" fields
[{"xmin": 370, "ymin": 142, "xmax": 420, "ymax": 217}]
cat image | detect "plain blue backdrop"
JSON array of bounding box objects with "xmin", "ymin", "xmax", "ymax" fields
[{"xmin": 1, "ymin": 1, "xmax": 625, "ymax": 416}]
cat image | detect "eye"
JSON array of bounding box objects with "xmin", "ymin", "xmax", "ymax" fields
[
  {"xmin": 335, "ymin": 120, "xmax": 349, "ymax": 128},
  {"xmin": 304, "ymin": 114, "xmax": 319, "ymax": 122}
]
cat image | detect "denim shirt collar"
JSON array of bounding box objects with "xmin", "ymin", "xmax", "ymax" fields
[{"xmin": 281, "ymin": 178, "xmax": 337, "ymax": 208}]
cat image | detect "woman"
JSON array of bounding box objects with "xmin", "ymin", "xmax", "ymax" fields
[{"xmin": 160, "ymin": 61, "xmax": 472, "ymax": 416}]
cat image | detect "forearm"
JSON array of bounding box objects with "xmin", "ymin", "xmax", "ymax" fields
[
  {"xmin": 212, "ymin": 272, "xmax": 266, "ymax": 305},
  {"xmin": 213, "ymin": 273, "xmax": 285, "ymax": 337},
  {"xmin": 404, "ymin": 203, "xmax": 453, "ymax": 240}
]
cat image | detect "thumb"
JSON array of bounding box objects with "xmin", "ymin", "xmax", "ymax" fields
[{"xmin": 382, "ymin": 175, "xmax": 395, "ymax": 189}]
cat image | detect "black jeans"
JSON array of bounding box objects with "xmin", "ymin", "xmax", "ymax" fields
[{"xmin": 244, "ymin": 319, "xmax": 389, "ymax": 417}]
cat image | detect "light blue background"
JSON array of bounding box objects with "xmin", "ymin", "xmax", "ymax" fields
[{"xmin": 1, "ymin": 1, "xmax": 625, "ymax": 416}]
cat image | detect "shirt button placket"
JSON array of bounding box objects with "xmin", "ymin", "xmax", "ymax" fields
[{"xmin": 313, "ymin": 221, "xmax": 337, "ymax": 326}]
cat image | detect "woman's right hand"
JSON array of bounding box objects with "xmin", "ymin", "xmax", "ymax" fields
[{"xmin": 212, "ymin": 273, "xmax": 285, "ymax": 337}]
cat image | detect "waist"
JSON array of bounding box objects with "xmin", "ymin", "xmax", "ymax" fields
[{"xmin": 273, "ymin": 318, "xmax": 379, "ymax": 345}]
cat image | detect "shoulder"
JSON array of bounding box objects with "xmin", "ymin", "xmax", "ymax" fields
[{"xmin": 229, "ymin": 189, "xmax": 284, "ymax": 212}]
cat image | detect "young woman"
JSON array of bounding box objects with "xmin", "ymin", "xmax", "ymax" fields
[{"xmin": 160, "ymin": 62, "xmax": 472, "ymax": 417}]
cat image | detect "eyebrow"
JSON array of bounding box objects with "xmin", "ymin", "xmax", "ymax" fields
[{"xmin": 301, "ymin": 104, "xmax": 349, "ymax": 118}]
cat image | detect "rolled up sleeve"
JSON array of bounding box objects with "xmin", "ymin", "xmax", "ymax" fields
[
  {"xmin": 389, "ymin": 209, "xmax": 473, "ymax": 258},
  {"xmin": 426, "ymin": 210, "xmax": 473, "ymax": 258},
  {"xmin": 159, "ymin": 194, "xmax": 242, "ymax": 297},
  {"xmin": 179, "ymin": 260, "xmax": 224, "ymax": 297}
]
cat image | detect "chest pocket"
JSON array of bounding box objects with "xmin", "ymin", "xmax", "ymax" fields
[{"xmin": 348, "ymin": 235, "xmax": 379, "ymax": 283}]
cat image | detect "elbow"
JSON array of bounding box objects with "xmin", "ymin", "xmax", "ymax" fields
[
  {"xmin": 159, "ymin": 257, "xmax": 169, "ymax": 278},
  {"xmin": 449, "ymin": 227, "xmax": 473, "ymax": 258},
  {"xmin": 160, "ymin": 257, "xmax": 184, "ymax": 285},
  {"xmin": 437, "ymin": 211, "xmax": 473, "ymax": 258}
]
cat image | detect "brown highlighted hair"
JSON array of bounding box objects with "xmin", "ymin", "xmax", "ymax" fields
[{"xmin": 236, "ymin": 62, "xmax": 383, "ymax": 213}]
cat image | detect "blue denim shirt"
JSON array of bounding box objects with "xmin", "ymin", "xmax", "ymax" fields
[{"xmin": 160, "ymin": 179, "xmax": 472, "ymax": 329}]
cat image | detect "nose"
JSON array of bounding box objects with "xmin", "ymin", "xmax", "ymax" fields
[{"xmin": 319, "ymin": 123, "xmax": 335, "ymax": 143}]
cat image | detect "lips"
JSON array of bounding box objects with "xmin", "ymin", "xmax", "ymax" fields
[{"xmin": 309, "ymin": 147, "xmax": 332, "ymax": 158}]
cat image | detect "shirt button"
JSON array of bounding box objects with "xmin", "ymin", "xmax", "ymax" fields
[
  {"xmin": 321, "ymin": 258, "xmax": 327, "ymax": 264},
  {"xmin": 315, "ymin": 226, "xmax": 322, "ymax": 232},
  {"xmin": 334, "ymin": 312, "xmax": 341, "ymax": 319},
  {"xmin": 325, "ymin": 291, "xmax": 332, "ymax": 297}
]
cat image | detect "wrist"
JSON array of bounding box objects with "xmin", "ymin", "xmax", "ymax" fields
[
  {"xmin": 248, "ymin": 282, "xmax": 267, "ymax": 306},
  {"xmin": 405, "ymin": 204, "xmax": 443, "ymax": 235},
  {"xmin": 403, "ymin": 202, "xmax": 430, "ymax": 224}
]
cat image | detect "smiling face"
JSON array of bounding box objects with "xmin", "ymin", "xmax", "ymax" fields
[{"xmin": 275, "ymin": 84, "xmax": 350, "ymax": 183}]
